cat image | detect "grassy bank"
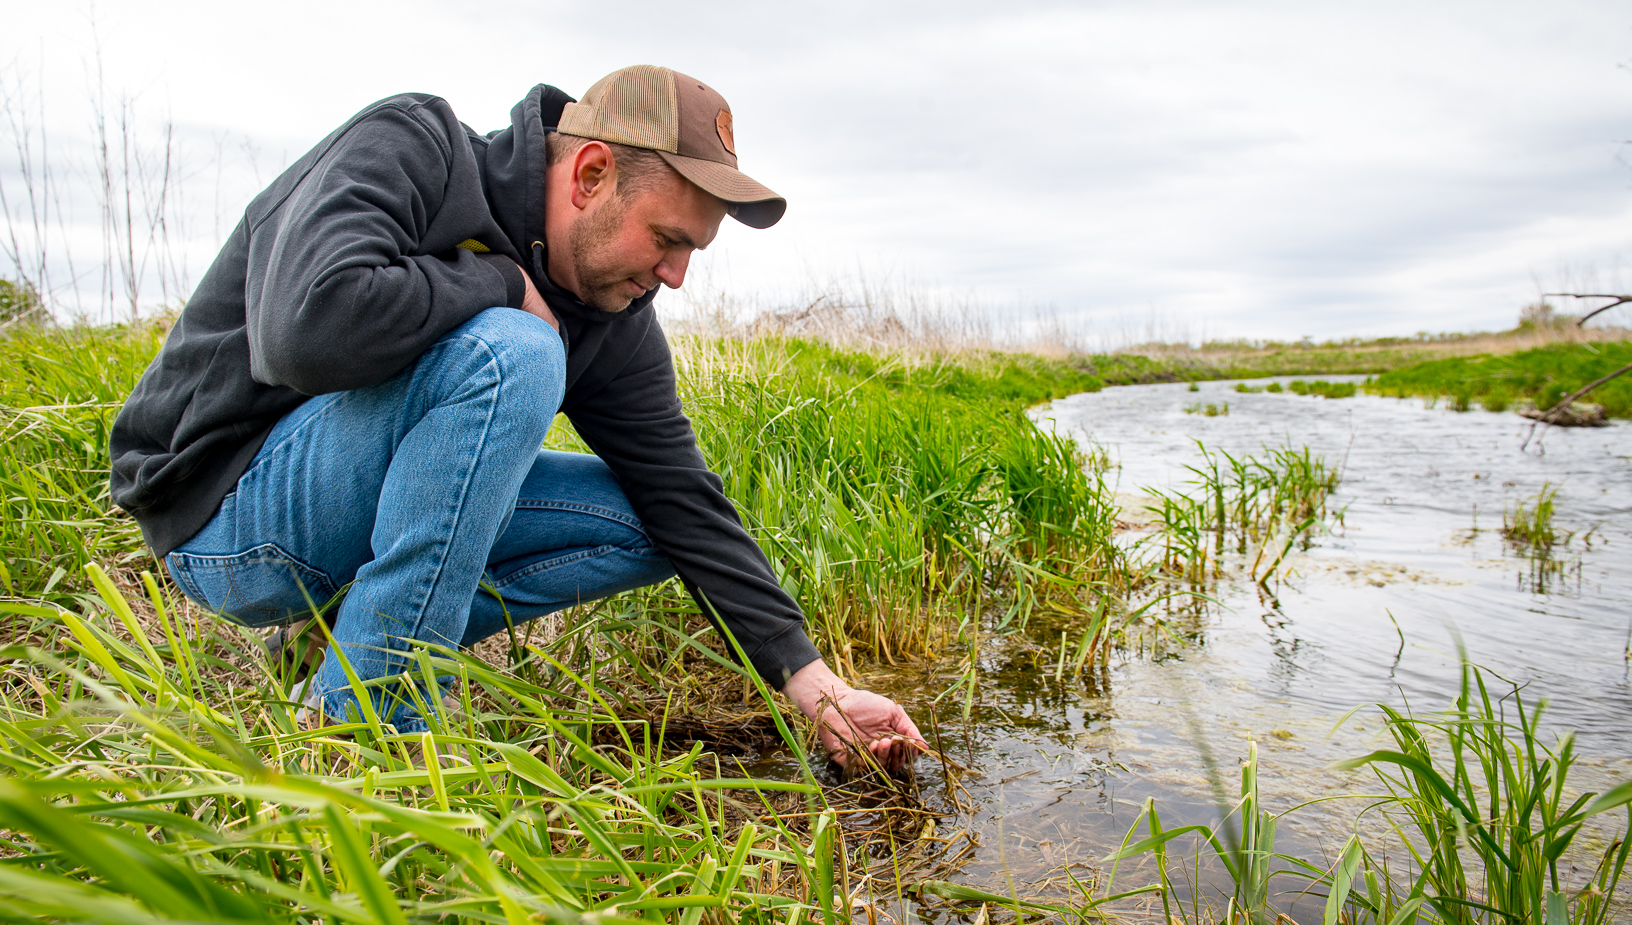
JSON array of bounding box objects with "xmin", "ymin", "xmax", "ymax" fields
[
  {"xmin": 0, "ymin": 319, "xmax": 1132, "ymax": 923},
  {"xmin": 1366, "ymin": 341, "xmax": 1632, "ymax": 417}
]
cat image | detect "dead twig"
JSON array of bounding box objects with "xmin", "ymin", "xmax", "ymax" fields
[
  {"xmin": 1520, "ymin": 359, "xmax": 1632, "ymax": 451},
  {"xmin": 1544, "ymin": 292, "xmax": 1632, "ymax": 327}
]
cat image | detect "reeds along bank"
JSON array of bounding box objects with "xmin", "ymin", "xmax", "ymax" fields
[
  {"xmin": 661, "ymin": 336, "xmax": 1125, "ymax": 666},
  {"xmin": 0, "ymin": 321, "xmax": 1129, "ymax": 657}
]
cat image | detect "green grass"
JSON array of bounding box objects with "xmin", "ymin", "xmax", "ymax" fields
[
  {"xmin": 0, "ymin": 322, "xmax": 167, "ymax": 603},
  {"xmin": 1287, "ymin": 379, "xmax": 1357, "ymax": 399},
  {"xmin": 0, "ymin": 278, "xmax": 47, "ymax": 326},
  {"xmin": 1141, "ymin": 442, "xmax": 1342, "ymax": 586},
  {"xmin": 1334, "ymin": 658, "xmax": 1632, "ymax": 924},
  {"xmin": 0, "ymin": 567, "xmax": 838, "ymax": 924},
  {"xmin": 1367, "ymin": 342, "xmax": 1632, "ymax": 417},
  {"xmin": 1235, "ymin": 379, "xmax": 1356, "ymax": 398},
  {"xmin": 3, "ymin": 316, "xmax": 1627, "ymax": 922},
  {"xmin": 632, "ymin": 336, "xmax": 1124, "ymax": 666}
]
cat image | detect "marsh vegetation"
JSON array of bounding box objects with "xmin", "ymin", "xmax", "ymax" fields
[
  {"xmin": 1367, "ymin": 341, "xmax": 1632, "ymax": 419},
  {"xmin": 1, "ymin": 311, "xmax": 1630, "ymax": 923}
]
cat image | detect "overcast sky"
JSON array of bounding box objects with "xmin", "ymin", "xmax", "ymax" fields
[{"xmin": 3, "ymin": 0, "xmax": 1631, "ymax": 339}]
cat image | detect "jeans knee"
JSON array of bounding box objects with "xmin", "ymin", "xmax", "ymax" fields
[{"xmin": 450, "ymin": 308, "xmax": 566, "ymax": 415}]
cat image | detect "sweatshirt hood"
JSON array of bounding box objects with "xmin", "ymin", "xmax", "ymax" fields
[{"xmin": 479, "ymin": 83, "xmax": 657, "ymax": 326}]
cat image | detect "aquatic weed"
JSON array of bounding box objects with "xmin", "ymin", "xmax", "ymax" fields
[
  {"xmin": 1090, "ymin": 656, "xmax": 1632, "ymax": 924},
  {"xmin": 1335, "ymin": 658, "xmax": 1632, "ymax": 925}
]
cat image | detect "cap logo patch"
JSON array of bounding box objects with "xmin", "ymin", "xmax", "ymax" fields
[{"xmin": 715, "ymin": 109, "xmax": 735, "ymax": 155}]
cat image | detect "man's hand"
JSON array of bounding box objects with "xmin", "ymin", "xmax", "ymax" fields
[
  {"xmin": 516, "ymin": 263, "xmax": 560, "ymax": 332},
  {"xmin": 783, "ymin": 660, "xmax": 928, "ymax": 773}
]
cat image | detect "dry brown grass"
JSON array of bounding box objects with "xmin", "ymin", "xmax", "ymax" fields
[{"xmin": 669, "ymin": 276, "xmax": 1632, "ymax": 375}]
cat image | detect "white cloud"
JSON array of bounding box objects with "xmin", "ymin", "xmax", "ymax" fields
[{"xmin": 3, "ymin": 0, "xmax": 1629, "ymax": 336}]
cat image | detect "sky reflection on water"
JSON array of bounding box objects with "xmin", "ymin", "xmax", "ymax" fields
[{"xmin": 855, "ymin": 379, "xmax": 1632, "ymax": 919}]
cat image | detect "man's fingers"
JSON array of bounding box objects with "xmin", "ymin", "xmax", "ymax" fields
[{"xmin": 815, "ymin": 692, "xmax": 928, "ymax": 772}]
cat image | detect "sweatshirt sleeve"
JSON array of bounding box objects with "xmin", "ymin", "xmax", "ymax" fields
[
  {"xmin": 243, "ymin": 101, "xmax": 521, "ymax": 395},
  {"xmin": 565, "ymin": 322, "xmax": 824, "ymax": 690}
]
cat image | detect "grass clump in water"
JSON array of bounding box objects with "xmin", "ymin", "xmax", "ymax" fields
[
  {"xmin": 1368, "ymin": 341, "xmax": 1632, "ymax": 418},
  {"xmin": 1332, "ymin": 658, "xmax": 1632, "ymax": 925},
  {"xmin": 1504, "ymin": 483, "xmax": 1561, "ymax": 550},
  {"xmin": 1183, "ymin": 402, "xmax": 1230, "ymax": 416},
  {"xmin": 1140, "ymin": 442, "xmax": 1342, "ymax": 586},
  {"xmin": 1287, "ymin": 379, "xmax": 1357, "ymax": 399}
]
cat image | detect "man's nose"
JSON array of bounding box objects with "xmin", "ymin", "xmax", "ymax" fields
[{"xmin": 655, "ymin": 250, "xmax": 691, "ymax": 289}]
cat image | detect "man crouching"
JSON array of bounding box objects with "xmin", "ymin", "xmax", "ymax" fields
[{"xmin": 110, "ymin": 65, "xmax": 926, "ymax": 770}]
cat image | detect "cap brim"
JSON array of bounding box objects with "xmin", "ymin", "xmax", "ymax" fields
[{"xmin": 657, "ymin": 152, "xmax": 787, "ymax": 229}]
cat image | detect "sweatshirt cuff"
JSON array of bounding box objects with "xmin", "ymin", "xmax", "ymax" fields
[
  {"xmin": 751, "ymin": 627, "xmax": 824, "ymax": 691},
  {"xmin": 476, "ymin": 253, "xmax": 526, "ymax": 309}
]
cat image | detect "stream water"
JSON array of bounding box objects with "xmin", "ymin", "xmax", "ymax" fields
[{"xmin": 835, "ymin": 377, "xmax": 1632, "ymax": 921}]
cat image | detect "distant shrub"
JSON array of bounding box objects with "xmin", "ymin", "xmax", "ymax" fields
[
  {"xmin": 0, "ymin": 278, "xmax": 48, "ymax": 327},
  {"xmin": 1517, "ymin": 301, "xmax": 1578, "ymax": 330}
]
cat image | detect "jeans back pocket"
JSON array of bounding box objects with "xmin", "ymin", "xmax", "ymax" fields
[{"xmin": 165, "ymin": 543, "xmax": 338, "ymax": 628}]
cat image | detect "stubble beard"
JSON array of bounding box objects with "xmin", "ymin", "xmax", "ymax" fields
[{"xmin": 568, "ymin": 196, "xmax": 644, "ymax": 313}]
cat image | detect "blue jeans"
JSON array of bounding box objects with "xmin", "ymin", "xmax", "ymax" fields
[{"xmin": 163, "ymin": 308, "xmax": 675, "ymax": 731}]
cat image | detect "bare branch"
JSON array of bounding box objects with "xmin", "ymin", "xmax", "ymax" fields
[{"xmin": 1542, "ymin": 293, "xmax": 1632, "ymax": 327}]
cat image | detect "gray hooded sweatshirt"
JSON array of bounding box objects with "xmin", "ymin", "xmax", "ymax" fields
[{"xmin": 109, "ymin": 85, "xmax": 821, "ymax": 687}]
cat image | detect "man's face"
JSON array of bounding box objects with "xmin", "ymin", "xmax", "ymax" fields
[{"xmin": 568, "ymin": 169, "xmax": 729, "ymax": 312}]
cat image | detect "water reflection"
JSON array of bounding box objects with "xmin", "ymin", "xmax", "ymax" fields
[{"xmin": 847, "ymin": 377, "xmax": 1632, "ymax": 918}]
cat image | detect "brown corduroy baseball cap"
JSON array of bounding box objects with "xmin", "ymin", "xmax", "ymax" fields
[{"xmin": 557, "ymin": 65, "xmax": 786, "ymax": 229}]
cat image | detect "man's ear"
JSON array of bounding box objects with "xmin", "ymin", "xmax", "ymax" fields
[{"xmin": 570, "ymin": 141, "xmax": 614, "ymax": 210}]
